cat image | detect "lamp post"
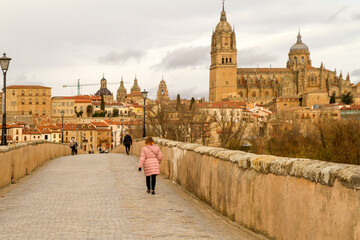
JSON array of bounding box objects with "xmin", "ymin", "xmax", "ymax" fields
[
  {"xmin": 120, "ymin": 118, "xmax": 124, "ymax": 145},
  {"xmin": 60, "ymin": 110, "xmax": 65, "ymax": 143},
  {"xmin": 141, "ymin": 89, "xmax": 148, "ymax": 138},
  {"xmin": 0, "ymin": 53, "xmax": 11, "ymax": 146}
]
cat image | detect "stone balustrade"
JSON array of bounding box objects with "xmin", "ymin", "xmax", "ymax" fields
[
  {"xmin": 0, "ymin": 141, "xmax": 77, "ymax": 189},
  {"xmin": 113, "ymin": 138, "xmax": 360, "ymax": 240}
]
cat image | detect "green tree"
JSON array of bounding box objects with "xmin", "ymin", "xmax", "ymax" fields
[
  {"xmin": 340, "ymin": 92, "xmax": 354, "ymax": 105},
  {"xmin": 189, "ymin": 97, "xmax": 195, "ymax": 110},
  {"xmin": 176, "ymin": 94, "xmax": 181, "ymax": 110},
  {"xmin": 329, "ymin": 93, "xmax": 336, "ymax": 104},
  {"xmin": 101, "ymin": 94, "xmax": 105, "ymax": 111},
  {"xmin": 112, "ymin": 108, "xmax": 119, "ymax": 117},
  {"xmin": 86, "ymin": 105, "xmax": 93, "ymax": 117}
]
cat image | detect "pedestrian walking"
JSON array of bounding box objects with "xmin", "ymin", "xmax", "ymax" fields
[
  {"xmin": 69, "ymin": 137, "xmax": 78, "ymax": 155},
  {"xmin": 138, "ymin": 137, "xmax": 163, "ymax": 195},
  {"xmin": 123, "ymin": 132, "xmax": 132, "ymax": 155}
]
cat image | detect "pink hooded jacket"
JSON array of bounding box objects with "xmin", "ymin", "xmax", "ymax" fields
[{"xmin": 138, "ymin": 145, "xmax": 163, "ymax": 176}]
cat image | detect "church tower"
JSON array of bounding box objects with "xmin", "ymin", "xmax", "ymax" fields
[
  {"xmin": 157, "ymin": 77, "xmax": 170, "ymax": 102},
  {"xmin": 286, "ymin": 31, "xmax": 312, "ymax": 70},
  {"xmin": 116, "ymin": 77, "xmax": 127, "ymax": 102},
  {"xmin": 209, "ymin": 2, "xmax": 237, "ymax": 102}
]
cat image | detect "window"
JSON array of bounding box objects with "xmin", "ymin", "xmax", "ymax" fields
[
  {"xmin": 66, "ymin": 102, "xmax": 69, "ymax": 106},
  {"xmin": 12, "ymin": 90, "xmax": 15, "ymax": 96},
  {"xmin": 16, "ymin": 129, "xmax": 19, "ymax": 134},
  {"xmin": 35, "ymin": 110, "xmax": 39, "ymax": 115},
  {"xmin": 252, "ymin": 92, "xmax": 256, "ymax": 97},
  {"xmin": 36, "ymin": 90, "xmax": 39, "ymax": 95},
  {"xmin": 21, "ymin": 111, "xmax": 25, "ymax": 115},
  {"xmin": 35, "ymin": 98, "xmax": 39, "ymax": 105},
  {"xmin": 29, "ymin": 98, "xmax": 32, "ymax": 104},
  {"xmin": 226, "ymin": 58, "xmax": 228, "ymax": 63},
  {"xmin": 21, "ymin": 90, "xmax": 25, "ymax": 96},
  {"xmin": 239, "ymin": 92, "xmax": 243, "ymax": 97},
  {"xmin": 42, "ymin": 110, "xmax": 46, "ymax": 115},
  {"xmin": 57, "ymin": 102, "xmax": 61, "ymax": 106},
  {"xmin": 29, "ymin": 90, "xmax": 32, "ymax": 96},
  {"xmin": 66, "ymin": 110, "xmax": 69, "ymax": 114},
  {"xmin": 45, "ymin": 135, "xmax": 48, "ymax": 140},
  {"xmin": 229, "ymin": 58, "xmax": 232, "ymax": 63},
  {"xmin": 24, "ymin": 136, "xmax": 27, "ymax": 141},
  {"xmin": 222, "ymin": 58, "xmax": 224, "ymax": 64},
  {"xmin": 301, "ymin": 57, "xmax": 304, "ymax": 64},
  {"xmin": 53, "ymin": 110, "xmax": 56, "ymax": 114},
  {"xmin": 29, "ymin": 111, "xmax": 32, "ymax": 115},
  {"xmin": 43, "ymin": 90, "xmax": 46, "ymax": 95},
  {"xmin": 70, "ymin": 102, "xmax": 74, "ymax": 106},
  {"xmin": 43, "ymin": 99, "xmax": 46, "ymax": 104},
  {"xmin": 62, "ymin": 102, "xmax": 65, "ymax": 106}
]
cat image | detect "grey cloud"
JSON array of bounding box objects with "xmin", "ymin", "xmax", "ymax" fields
[
  {"xmin": 353, "ymin": 10, "xmax": 360, "ymax": 20},
  {"xmin": 328, "ymin": 6, "xmax": 348, "ymax": 22},
  {"xmin": 238, "ymin": 47, "xmax": 278, "ymax": 66},
  {"xmin": 351, "ymin": 68, "xmax": 360, "ymax": 77},
  {"xmin": 99, "ymin": 49, "xmax": 146, "ymax": 64},
  {"xmin": 152, "ymin": 46, "xmax": 209, "ymax": 70},
  {"xmin": 8, "ymin": 73, "xmax": 43, "ymax": 86},
  {"xmin": 170, "ymin": 88, "xmax": 208, "ymax": 100}
]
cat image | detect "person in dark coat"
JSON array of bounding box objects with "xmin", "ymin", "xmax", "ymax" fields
[{"xmin": 123, "ymin": 133, "xmax": 132, "ymax": 155}]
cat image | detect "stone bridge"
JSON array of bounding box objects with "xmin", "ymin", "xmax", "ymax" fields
[
  {"xmin": 0, "ymin": 140, "xmax": 359, "ymax": 239},
  {"xmin": 0, "ymin": 142, "xmax": 266, "ymax": 239}
]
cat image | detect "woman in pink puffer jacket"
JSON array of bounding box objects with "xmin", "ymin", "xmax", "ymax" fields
[{"xmin": 138, "ymin": 137, "xmax": 163, "ymax": 194}]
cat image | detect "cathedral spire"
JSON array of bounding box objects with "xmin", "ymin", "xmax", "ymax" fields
[
  {"xmin": 297, "ymin": 30, "xmax": 302, "ymax": 44},
  {"xmin": 220, "ymin": 0, "xmax": 227, "ymax": 21}
]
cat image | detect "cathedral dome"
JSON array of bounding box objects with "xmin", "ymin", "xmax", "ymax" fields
[
  {"xmin": 290, "ymin": 32, "xmax": 309, "ymax": 51},
  {"xmin": 95, "ymin": 88, "xmax": 112, "ymax": 96},
  {"xmin": 215, "ymin": 4, "xmax": 232, "ymax": 33},
  {"xmin": 215, "ymin": 21, "xmax": 232, "ymax": 33},
  {"xmin": 95, "ymin": 74, "xmax": 113, "ymax": 96}
]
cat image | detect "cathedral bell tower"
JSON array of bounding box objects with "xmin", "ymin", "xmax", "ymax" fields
[{"xmin": 209, "ymin": 2, "xmax": 237, "ymax": 102}]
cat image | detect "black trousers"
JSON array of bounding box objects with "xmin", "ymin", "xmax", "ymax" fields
[
  {"xmin": 125, "ymin": 144, "xmax": 131, "ymax": 154},
  {"xmin": 146, "ymin": 175, "xmax": 157, "ymax": 190}
]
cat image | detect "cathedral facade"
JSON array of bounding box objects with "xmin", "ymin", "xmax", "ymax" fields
[{"xmin": 209, "ymin": 4, "xmax": 359, "ymax": 106}]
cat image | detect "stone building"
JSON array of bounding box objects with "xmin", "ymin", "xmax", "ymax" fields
[
  {"xmin": 209, "ymin": 4, "xmax": 360, "ymax": 107},
  {"xmin": 157, "ymin": 78, "xmax": 170, "ymax": 102},
  {"xmin": 5, "ymin": 85, "xmax": 52, "ymax": 123},
  {"xmin": 116, "ymin": 77, "xmax": 127, "ymax": 102},
  {"xmin": 95, "ymin": 74, "xmax": 113, "ymax": 103},
  {"xmin": 124, "ymin": 76, "xmax": 143, "ymax": 104}
]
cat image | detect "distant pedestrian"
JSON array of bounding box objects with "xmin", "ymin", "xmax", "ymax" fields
[
  {"xmin": 70, "ymin": 137, "xmax": 78, "ymax": 155},
  {"xmin": 123, "ymin": 133, "xmax": 132, "ymax": 155},
  {"xmin": 138, "ymin": 137, "xmax": 162, "ymax": 195}
]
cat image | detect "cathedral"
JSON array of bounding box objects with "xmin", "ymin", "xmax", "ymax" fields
[{"xmin": 209, "ymin": 3, "xmax": 360, "ymax": 106}]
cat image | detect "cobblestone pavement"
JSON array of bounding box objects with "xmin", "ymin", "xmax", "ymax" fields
[{"xmin": 0, "ymin": 154, "xmax": 267, "ymax": 240}]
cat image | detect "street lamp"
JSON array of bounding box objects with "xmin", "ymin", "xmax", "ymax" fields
[
  {"xmin": 60, "ymin": 110, "xmax": 65, "ymax": 143},
  {"xmin": 120, "ymin": 118, "xmax": 124, "ymax": 145},
  {"xmin": 0, "ymin": 53, "xmax": 11, "ymax": 146},
  {"xmin": 141, "ymin": 89, "xmax": 148, "ymax": 138}
]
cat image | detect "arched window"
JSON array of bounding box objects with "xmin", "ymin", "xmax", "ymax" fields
[
  {"xmin": 222, "ymin": 58, "xmax": 224, "ymax": 64},
  {"xmin": 301, "ymin": 57, "xmax": 304, "ymax": 64},
  {"xmin": 229, "ymin": 58, "xmax": 232, "ymax": 63},
  {"xmin": 265, "ymin": 91, "xmax": 270, "ymax": 99},
  {"xmin": 252, "ymin": 91, "xmax": 256, "ymax": 97},
  {"xmin": 294, "ymin": 57, "xmax": 298, "ymax": 65},
  {"xmin": 226, "ymin": 58, "xmax": 228, "ymax": 63},
  {"xmin": 239, "ymin": 92, "xmax": 243, "ymax": 97}
]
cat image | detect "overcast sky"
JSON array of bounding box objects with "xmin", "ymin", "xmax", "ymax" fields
[{"xmin": 2, "ymin": 0, "xmax": 360, "ymax": 100}]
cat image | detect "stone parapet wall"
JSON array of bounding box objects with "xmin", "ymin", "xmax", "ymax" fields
[
  {"xmin": 0, "ymin": 141, "xmax": 78, "ymax": 189},
  {"xmin": 116, "ymin": 138, "xmax": 360, "ymax": 240}
]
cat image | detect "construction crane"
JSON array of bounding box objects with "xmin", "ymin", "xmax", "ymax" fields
[{"xmin": 63, "ymin": 79, "xmax": 129, "ymax": 95}]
